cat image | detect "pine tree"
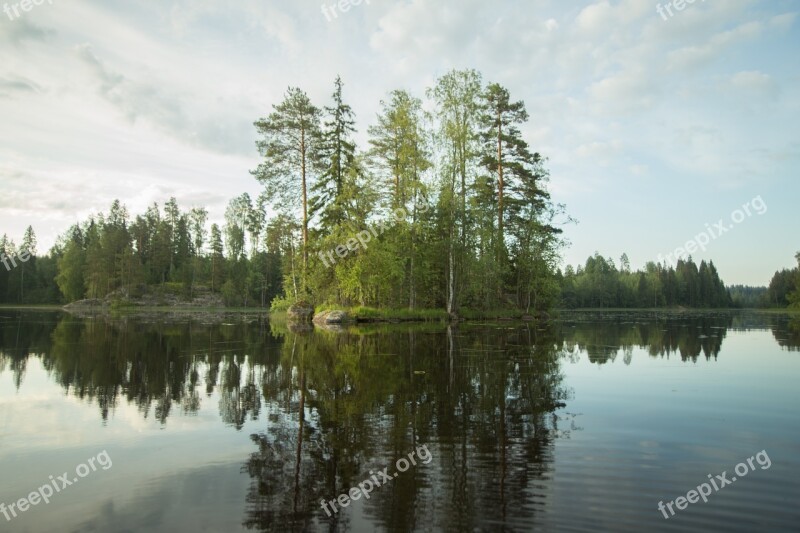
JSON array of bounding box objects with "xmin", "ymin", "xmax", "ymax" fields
[
  {"xmin": 367, "ymin": 89, "xmax": 431, "ymax": 307},
  {"xmin": 480, "ymin": 83, "xmax": 529, "ymax": 260},
  {"xmin": 19, "ymin": 226, "xmax": 37, "ymax": 303},
  {"xmin": 252, "ymin": 87, "xmax": 322, "ymax": 284},
  {"xmin": 312, "ymin": 76, "xmax": 357, "ymax": 229},
  {"xmin": 209, "ymin": 223, "xmax": 224, "ymax": 293}
]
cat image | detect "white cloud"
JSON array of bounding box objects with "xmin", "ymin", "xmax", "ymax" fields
[
  {"xmin": 0, "ymin": 0, "xmax": 796, "ymax": 284},
  {"xmin": 730, "ymin": 70, "xmax": 779, "ymax": 97},
  {"xmin": 666, "ymin": 21, "xmax": 763, "ymax": 71}
]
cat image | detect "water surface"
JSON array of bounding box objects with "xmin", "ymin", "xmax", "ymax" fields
[{"xmin": 0, "ymin": 310, "xmax": 798, "ymax": 532}]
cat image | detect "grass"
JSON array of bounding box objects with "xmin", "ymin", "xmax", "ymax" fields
[
  {"xmin": 314, "ymin": 306, "xmax": 553, "ymax": 322},
  {"xmin": 5, "ymin": 302, "xmax": 797, "ymax": 320},
  {"xmin": 555, "ymin": 307, "xmax": 800, "ymax": 313},
  {"xmin": 0, "ymin": 304, "xmax": 65, "ymax": 311},
  {"xmin": 315, "ymin": 305, "xmax": 449, "ymax": 322},
  {"xmin": 458, "ymin": 308, "xmax": 534, "ymax": 320},
  {"xmin": 350, "ymin": 306, "xmax": 449, "ymax": 321}
]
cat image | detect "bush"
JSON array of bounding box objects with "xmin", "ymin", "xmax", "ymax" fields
[{"xmin": 270, "ymin": 294, "xmax": 294, "ymax": 312}]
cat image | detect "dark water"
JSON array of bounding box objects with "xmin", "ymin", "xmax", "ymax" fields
[{"xmin": 0, "ymin": 310, "xmax": 799, "ymax": 532}]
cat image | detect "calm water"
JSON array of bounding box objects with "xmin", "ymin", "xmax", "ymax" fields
[{"xmin": 1, "ymin": 310, "xmax": 799, "ymax": 532}]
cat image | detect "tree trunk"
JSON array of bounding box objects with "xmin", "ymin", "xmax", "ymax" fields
[
  {"xmin": 497, "ymin": 109, "xmax": 504, "ymax": 258},
  {"xmin": 300, "ymin": 127, "xmax": 309, "ymax": 282}
]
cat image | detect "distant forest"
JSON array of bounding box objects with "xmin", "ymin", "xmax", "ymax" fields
[
  {"xmin": 2, "ymin": 218, "xmax": 797, "ymax": 311},
  {"xmin": 0, "ymin": 69, "xmax": 798, "ymax": 312},
  {"xmin": 559, "ymin": 252, "xmax": 798, "ymax": 309}
]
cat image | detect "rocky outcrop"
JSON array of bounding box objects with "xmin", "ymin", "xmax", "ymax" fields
[
  {"xmin": 313, "ymin": 310, "xmax": 350, "ymax": 325},
  {"xmin": 62, "ymin": 286, "xmax": 225, "ymax": 315},
  {"xmin": 123, "ymin": 289, "xmax": 224, "ymax": 308},
  {"xmin": 287, "ymin": 301, "xmax": 314, "ymax": 322},
  {"xmin": 63, "ymin": 298, "xmax": 109, "ymax": 311}
]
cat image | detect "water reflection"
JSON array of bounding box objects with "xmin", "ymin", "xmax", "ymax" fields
[
  {"xmin": 556, "ymin": 311, "xmax": 733, "ymax": 363},
  {"xmin": 0, "ymin": 310, "xmax": 798, "ymax": 531}
]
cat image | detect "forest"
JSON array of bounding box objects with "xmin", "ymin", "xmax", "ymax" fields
[
  {"xmin": 560, "ymin": 253, "xmax": 732, "ymax": 309},
  {"xmin": 0, "ymin": 69, "xmax": 797, "ymax": 312}
]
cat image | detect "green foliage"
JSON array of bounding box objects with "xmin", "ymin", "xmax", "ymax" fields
[
  {"xmin": 35, "ymin": 70, "xmax": 795, "ymax": 316},
  {"xmin": 728, "ymin": 285, "xmax": 769, "ymax": 308},
  {"xmin": 766, "ymin": 257, "xmax": 799, "ymax": 308},
  {"xmin": 42, "ymin": 198, "xmax": 284, "ymax": 307},
  {"xmin": 787, "ymin": 252, "xmax": 800, "ymax": 309},
  {"xmin": 312, "ymin": 304, "xmax": 448, "ymax": 322},
  {"xmin": 560, "ymin": 254, "xmax": 733, "ymax": 309},
  {"xmin": 270, "ymin": 294, "xmax": 295, "ymax": 312}
]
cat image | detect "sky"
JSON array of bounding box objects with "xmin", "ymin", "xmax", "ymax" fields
[{"xmin": 0, "ymin": 0, "xmax": 797, "ymax": 286}]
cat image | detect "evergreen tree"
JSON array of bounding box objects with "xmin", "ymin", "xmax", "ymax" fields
[
  {"xmin": 252, "ymin": 87, "xmax": 322, "ymax": 283},
  {"xmin": 19, "ymin": 226, "xmax": 37, "ymax": 303},
  {"xmin": 210, "ymin": 223, "xmax": 225, "ymax": 293},
  {"xmin": 480, "ymin": 83, "xmax": 529, "ymax": 263},
  {"xmin": 312, "ymin": 76, "xmax": 357, "ymax": 229},
  {"xmin": 367, "ymin": 89, "xmax": 431, "ymax": 307}
]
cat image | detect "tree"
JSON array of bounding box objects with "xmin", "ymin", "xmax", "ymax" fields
[
  {"xmin": 428, "ymin": 69, "xmax": 483, "ymax": 314},
  {"xmin": 480, "ymin": 83, "xmax": 529, "ymax": 261},
  {"xmin": 368, "ymin": 89, "xmax": 432, "ymax": 308},
  {"xmin": 620, "ymin": 253, "xmax": 631, "ymax": 273},
  {"xmin": 789, "ymin": 252, "xmax": 800, "ymax": 308},
  {"xmin": 164, "ymin": 197, "xmax": 180, "ymax": 276},
  {"xmin": 19, "ymin": 226, "xmax": 37, "ymax": 303},
  {"xmin": 225, "ymin": 194, "xmax": 251, "ymax": 261},
  {"xmin": 505, "ymin": 154, "xmax": 563, "ymax": 311},
  {"xmin": 210, "ymin": 223, "xmax": 224, "ymax": 293},
  {"xmin": 55, "ymin": 227, "xmax": 86, "ymax": 302},
  {"xmin": 252, "ymin": 87, "xmax": 322, "ymax": 285},
  {"xmin": 247, "ymin": 195, "xmax": 267, "ymax": 258},
  {"xmin": 0, "ymin": 234, "xmax": 9, "ymax": 301},
  {"xmin": 188, "ymin": 207, "xmax": 208, "ymax": 297},
  {"xmin": 312, "ymin": 76, "xmax": 357, "ymax": 229}
]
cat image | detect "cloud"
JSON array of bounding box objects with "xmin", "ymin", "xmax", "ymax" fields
[
  {"xmin": 575, "ymin": 140, "xmax": 623, "ymax": 161},
  {"xmin": 0, "ymin": 0, "xmax": 796, "ymax": 285},
  {"xmin": 0, "ymin": 75, "xmax": 41, "ymax": 98},
  {"xmin": 587, "ymin": 69, "xmax": 659, "ymax": 115},
  {"xmin": 575, "ymin": 0, "xmax": 649, "ymax": 34},
  {"xmin": 730, "ymin": 70, "xmax": 779, "ymax": 98},
  {"xmin": 666, "ymin": 21, "xmax": 763, "ymax": 72},
  {"xmin": 769, "ymin": 12, "xmax": 797, "ymax": 31},
  {"xmin": 73, "ymin": 44, "xmax": 253, "ymax": 155},
  {"xmin": 0, "ymin": 17, "xmax": 54, "ymax": 46}
]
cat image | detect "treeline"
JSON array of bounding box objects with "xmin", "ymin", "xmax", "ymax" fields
[
  {"xmin": 1, "ymin": 67, "xmax": 796, "ymax": 313},
  {"xmin": 0, "ymin": 201, "xmax": 285, "ymax": 307},
  {"xmin": 729, "ymin": 253, "xmax": 800, "ymax": 308},
  {"xmin": 559, "ymin": 253, "xmax": 732, "ymax": 308},
  {"xmin": 53, "ymin": 198, "xmax": 286, "ymax": 306},
  {"xmin": 765, "ymin": 255, "xmax": 800, "ymax": 307},
  {"xmin": 2, "ymin": 69, "xmax": 567, "ymax": 312},
  {"xmin": 0, "ymin": 228, "xmax": 61, "ymax": 304},
  {"xmin": 559, "ymin": 252, "xmax": 800, "ymax": 309}
]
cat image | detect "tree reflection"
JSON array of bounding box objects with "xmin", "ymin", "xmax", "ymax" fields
[
  {"xmin": 237, "ymin": 322, "xmax": 569, "ymax": 531},
  {"xmin": 556, "ymin": 312, "xmax": 733, "ymax": 363},
  {"xmin": 2, "ymin": 310, "xmax": 799, "ymax": 531}
]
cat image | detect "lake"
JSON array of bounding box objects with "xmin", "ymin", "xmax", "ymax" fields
[{"xmin": 1, "ymin": 310, "xmax": 799, "ymax": 532}]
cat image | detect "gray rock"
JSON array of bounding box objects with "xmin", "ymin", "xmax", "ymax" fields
[
  {"xmin": 313, "ymin": 310, "xmax": 350, "ymax": 325},
  {"xmin": 287, "ymin": 301, "xmax": 315, "ymax": 322}
]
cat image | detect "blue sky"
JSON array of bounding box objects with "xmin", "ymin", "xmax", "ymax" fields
[{"xmin": 0, "ymin": 0, "xmax": 797, "ymax": 285}]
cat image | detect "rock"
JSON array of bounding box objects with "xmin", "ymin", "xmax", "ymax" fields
[
  {"xmin": 287, "ymin": 301, "xmax": 314, "ymax": 322},
  {"xmin": 287, "ymin": 321, "xmax": 314, "ymax": 333},
  {"xmin": 63, "ymin": 298, "xmax": 108, "ymax": 310},
  {"xmin": 313, "ymin": 310, "xmax": 349, "ymax": 325}
]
